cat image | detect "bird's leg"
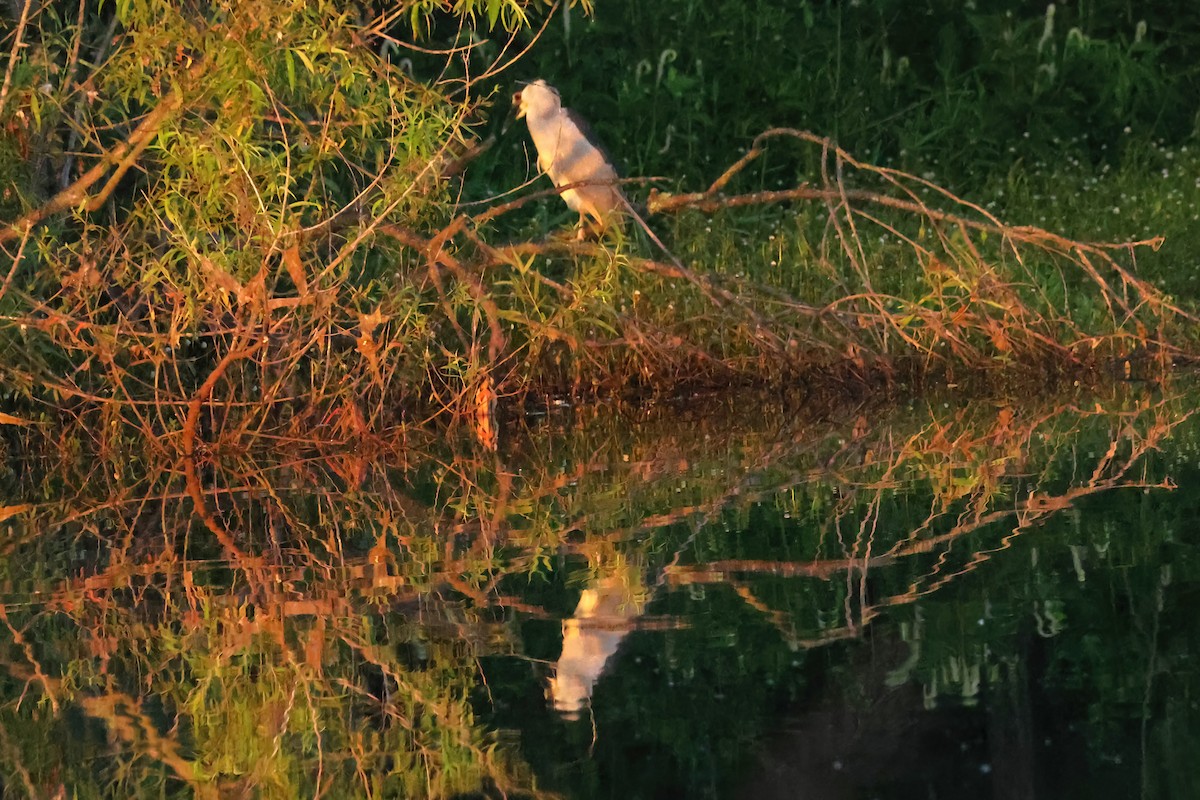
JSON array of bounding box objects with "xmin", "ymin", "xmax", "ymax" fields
[{"xmin": 574, "ymin": 213, "xmax": 608, "ymax": 241}]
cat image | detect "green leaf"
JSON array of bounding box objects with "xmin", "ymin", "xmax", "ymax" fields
[
  {"xmin": 294, "ymin": 48, "xmax": 315, "ymax": 75},
  {"xmin": 285, "ymin": 50, "xmax": 296, "ymax": 92}
]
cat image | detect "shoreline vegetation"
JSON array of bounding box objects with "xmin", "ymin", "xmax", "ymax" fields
[
  {"xmin": 3, "ymin": 3, "xmax": 1200, "ymax": 793},
  {"xmin": 2, "ymin": 0, "xmax": 1198, "ymax": 451}
]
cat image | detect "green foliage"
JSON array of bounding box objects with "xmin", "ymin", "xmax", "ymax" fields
[
  {"xmin": 1, "ymin": 3, "xmax": 1199, "ymax": 794},
  {"xmin": 499, "ymin": 0, "xmax": 1200, "ymax": 190},
  {"xmin": 1, "ymin": 0, "xmax": 1197, "ymax": 431}
]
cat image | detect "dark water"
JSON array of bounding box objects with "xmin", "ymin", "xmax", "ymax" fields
[{"xmin": 1, "ymin": 385, "xmax": 1198, "ymax": 798}]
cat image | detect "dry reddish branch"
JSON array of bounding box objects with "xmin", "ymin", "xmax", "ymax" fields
[
  {"xmin": 376, "ymin": 222, "xmax": 507, "ymax": 363},
  {"xmin": 651, "ymin": 128, "xmax": 1187, "ymax": 322},
  {"xmin": 2, "ymin": 90, "xmax": 185, "ymax": 245},
  {"xmin": 639, "ymin": 126, "xmax": 1191, "ymax": 378},
  {"xmin": 7, "ymin": 115, "xmax": 1188, "ymax": 449},
  {"xmin": 179, "ymin": 325, "xmax": 264, "ymax": 558},
  {"xmin": 0, "ymin": 0, "xmax": 37, "ymax": 117}
]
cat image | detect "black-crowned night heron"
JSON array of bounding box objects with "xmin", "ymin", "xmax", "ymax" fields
[
  {"xmin": 548, "ymin": 575, "xmax": 644, "ymax": 718},
  {"xmin": 513, "ymin": 79, "xmax": 623, "ymax": 238}
]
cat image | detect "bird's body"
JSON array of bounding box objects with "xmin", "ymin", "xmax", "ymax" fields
[{"xmin": 514, "ymin": 80, "xmax": 623, "ymax": 237}]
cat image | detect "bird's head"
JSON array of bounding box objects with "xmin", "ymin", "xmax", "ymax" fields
[{"xmin": 513, "ymin": 79, "xmax": 561, "ymax": 120}]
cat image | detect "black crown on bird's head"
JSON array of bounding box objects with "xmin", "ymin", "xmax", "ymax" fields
[
  {"xmin": 513, "ymin": 79, "xmax": 562, "ymax": 118},
  {"xmin": 517, "ymin": 78, "xmax": 559, "ymax": 96}
]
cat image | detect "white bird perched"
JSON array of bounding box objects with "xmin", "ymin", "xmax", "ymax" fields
[{"xmin": 513, "ymin": 79, "xmax": 623, "ymax": 238}]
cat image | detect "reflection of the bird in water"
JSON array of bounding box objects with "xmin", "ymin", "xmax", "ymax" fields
[{"xmin": 548, "ymin": 575, "xmax": 647, "ymax": 719}]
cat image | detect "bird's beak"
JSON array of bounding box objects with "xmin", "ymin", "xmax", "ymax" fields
[{"xmin": 512, "ymin": 90, "xmax": 526, "ymax": 119}]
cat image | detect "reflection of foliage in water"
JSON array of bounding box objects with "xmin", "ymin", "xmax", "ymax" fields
[
  {"xmin": 0, "ymin": 384, "xmax": 1195, "ymax": 796},
  {"xmin": 506, "ymin": 391, "xmax": 1200, "ymax": 798}
]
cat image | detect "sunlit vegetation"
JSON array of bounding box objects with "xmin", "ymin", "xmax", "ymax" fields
[
  {"xmin": 986, "ymin": 137, "xmax": 1200, "ymax": 306},
  {"xmin": 4, "ymin": 0, "xmax": 1200, "ymax": 794},
  {"xmin": 1, "ymin": 0, "xmax": 1197, "ymax": 450}
]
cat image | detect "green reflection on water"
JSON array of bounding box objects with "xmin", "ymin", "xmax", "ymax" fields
[{"xmin": 0, "ymin": 385, "xmax": 1197, "ymax": 798}]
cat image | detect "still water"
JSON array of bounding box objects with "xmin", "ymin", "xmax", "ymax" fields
[{"xmin": 1, "ymin": 384, "xmax": 1198, "ymax": 798}]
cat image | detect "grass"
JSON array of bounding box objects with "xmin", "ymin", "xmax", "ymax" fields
[{"xmin": 981, "ymin": 135, "xmax": 1200, "ymax": 298}]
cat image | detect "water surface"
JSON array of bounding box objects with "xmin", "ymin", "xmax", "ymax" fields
[{"xmin": 1, "ymin": 385, "xmax": 1197, "ymax": 798}]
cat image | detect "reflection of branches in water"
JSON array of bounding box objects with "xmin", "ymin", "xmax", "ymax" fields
[
  {"xmin": 0, "ymin": 387, "xmax": 1190, "ymax": 792},
  {"xmin": 0, "ymin": 557, "xmax": 547, "ymax": 796},
  {"xmin": 659, "ymin": 394, "xmax": 1190, "ymax": 649},
  {"xmin": 0, "ymin": 451, "xmax": 558, "ymax": 795}
]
